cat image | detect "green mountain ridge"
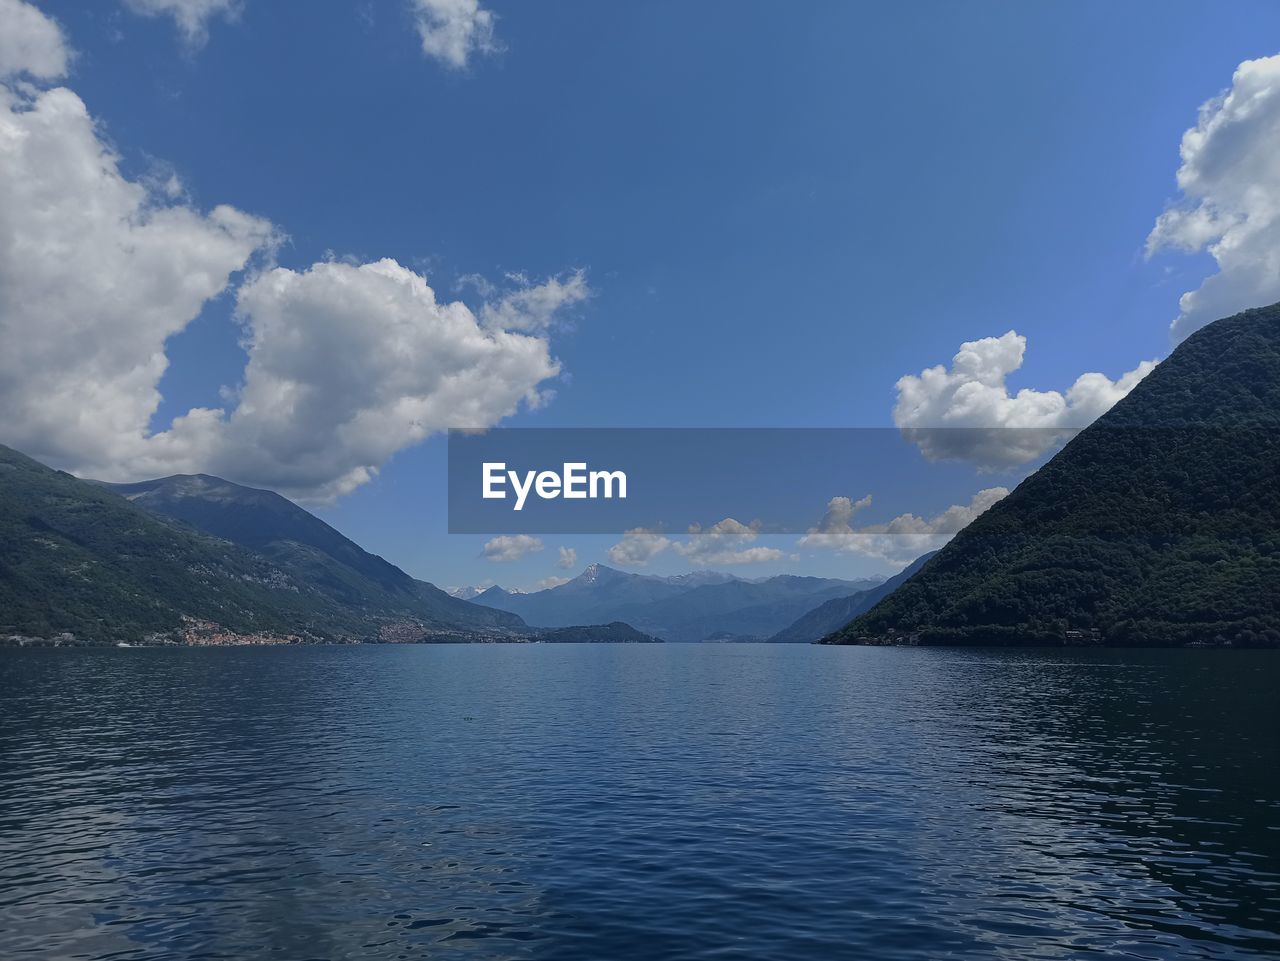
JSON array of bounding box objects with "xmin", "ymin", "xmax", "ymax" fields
[
  {"xmin": 827, "ymin": 304, "xmax": 1280, "ymax": 648},
  {"xmin": 102, "ymin": 473, "xmax": 522, "ymax": 634},
  {"xmin": 535, "ymin": 622, "xmax": 663, "ymax": 643},
  {"xmin": 0, "ymin": 448, "xmax": 525, "ymax": 644}
]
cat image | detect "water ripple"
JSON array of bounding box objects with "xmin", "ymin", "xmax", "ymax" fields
[{"xmin": 0, "ymin": 645, "xmax": 1277, "ymax": 960}]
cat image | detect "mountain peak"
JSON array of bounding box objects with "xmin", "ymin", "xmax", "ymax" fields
[
  {"xmin": 580, "ymin": 563, "xmax": 623, "ymax": 583},
  {"xmin": 102, "ymin": 471, "xmax": 434, "ymax": 602}
]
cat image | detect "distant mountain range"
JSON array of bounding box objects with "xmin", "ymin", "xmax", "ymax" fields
[
  {"xmin": 829, "ymin": 303, "xmax": 1280, "ymax": 648},
  {"xmin": 24, "ymin": 305, "xmax": 1270, "ymax": 649},
  {"xmin": 767, "ymin": 552, "xmax": 936, "ymax": 643},
  {"xmin": 0, "ymin": 444, "xmax": 898, "ymax": 646},
  {"xmin": 463, "ymin": 564, "xmax": 883, "ymax": 642}
]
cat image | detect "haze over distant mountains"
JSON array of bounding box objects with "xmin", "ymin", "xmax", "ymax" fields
[
  {"xmin": 0, "ymin": 446, "xmax": 896, "ymax": 646},
  {"xmin": 768, "ymin": 552, "xmax": 936, "ymax": 644},
  {"xmin": 460, "ymin": 564, "xmax": 883, "ymax": 642},
  {"xmin": 831, "ymin": 304, "xmax": 1280, "ymax": 648},
  {"xmin": 7, "ymin": 303, "xmax": 1275, "ymax": 648}
]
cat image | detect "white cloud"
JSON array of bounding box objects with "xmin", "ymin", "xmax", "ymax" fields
[
  {"xmin": 800, "ymin": 488, "xmax": 1009, "ymax": 564},
  {"xmin": 0, "ymin": 79, "xmax": 582, "ymax": 502},
  {"xmin": 557, "ymin": 546, "xmax": 576, "ymax": 570},
  {"xmin": 1147, "ymin": 54, "xmax": 1280, "ymax": 342},
  {"xmin": 122, "ymin": 0, "xmax": 241, "ymax": 46},
  {"xmin": 534, "ymin": 575, "xmax": 570, "ymax": 590},
  {"xmin": 798, "ymin": 495, "xmax": 873, "ymax": 550},
  {"xmin": 674, "ymin": 518, "xmax": 788, "ymax": 567},
  {"xmin": 0, "ymin": 82, "xmax": 275, "ymax": 474},
  {"xmin": 145, "ymin": 259, "xmax": 566, "ymax": 500},
  {"xmin": 481, "ymin": 534, "xmax": 544, "ymax": 562},
  {"xmin": 608, "ymin": 519, "xmax": 791, "ymax": 568},
  {"xmin": 411, "ymin": 0, "xmax": 499, "ymax": 69},
  {"xmin": 0, "ymin": 0, "xmax": 70, "ymax": 78},
  {"xmin": 480, "ymin": 270, "xmax": 589, "ymax": 333},
  {"xmin": 607, "ymin": 529, "xmax": 672, "ymax": 567},
  {"xmin": 893, "ymin": 331, "xmax": 1157, "ymax": 465}
]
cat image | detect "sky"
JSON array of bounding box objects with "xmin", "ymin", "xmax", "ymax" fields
[{"xmin": 2, "ymin": 0, "xmax": 1279, "ymax": 591}]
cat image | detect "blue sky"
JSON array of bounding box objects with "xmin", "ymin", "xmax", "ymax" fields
[{"xmin": 6, "ymin": 0, "xmax": 1280, "ymax": 590}]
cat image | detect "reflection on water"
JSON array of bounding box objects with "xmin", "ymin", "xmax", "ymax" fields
[{"xmin": 0, "ymin": 645, "xmax": 1276, "ymax": 960}]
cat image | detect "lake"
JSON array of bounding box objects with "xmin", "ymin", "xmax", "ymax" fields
[{"xmin": 1, "ymin": 644, "xmax": 1277, "ymax": 960}]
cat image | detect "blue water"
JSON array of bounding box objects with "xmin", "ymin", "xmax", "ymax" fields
[{"xmin": 0, "ymin": 644, "xmax": 1277, "ymax": 960}]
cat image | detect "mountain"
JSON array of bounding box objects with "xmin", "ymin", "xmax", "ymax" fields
[
  {"xmin": 468, "ymin": 564, "xmax": 706, "ymax": 625},
  {"xmin": 768, "ymin": 552, "xmax": 937, "ymax": 643},
  {"xmin": 472, "ymin": 585, "xmax": 516, "ymax": 605},
  {"xmin": 101, "ymin": 473, "xmax": 525, "ymax": 635},
  {"xmin": 829, "ymin": 303, "xmax": 1280, "ymax": 648},
  {"xmin": 535, "ymin": 622, "xmax": 662, "ymax": 643},
  {"xmin": 0, "ymin": 446, "xmax": 525, "ymax": 645},
  {"xmin": 608, "ymin": 574, "xmax": 881, "ymax": 642},
  {"xmin": 471, "ymin": 563, "xmax": 881, "ymax": 641}
]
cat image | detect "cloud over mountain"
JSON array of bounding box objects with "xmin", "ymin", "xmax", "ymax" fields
[
  {"xmin": 607, "ymin": 529, "xmax": 673, "ymax": 568},
  {"xmin": 893, "ymin": 331, "xmax": 1156, "ymax": 465},
  {"xmin": 149, "ymin": 259, "xmax": 565, "ymax": 501},
  {"xmin": 0, "ymin": 30, "xmax": 582, "ymax": 501},
  {"xmin": 890, "ymin": 54, "xmax": 1280, "ymax": 466},
  {"xmin": 482, "ymin": 534, "xmax": 545, "ymax": 562},
  {"xmin": 1147, "ymin": 54, "xmax": 1280, "ymax": 342},
  {"xmin": 607, "ymin": 519, "xmax": 789, "ymax": 568},
  {"xmin": 0, "ymin": 81, "xmax": 276, "ymax": 478},
  {"xmin": 674, "ymin": 518, "xmax": 787, "ymax": 567},
  {"xmin": 800, "ymin": 488, "xmax": 1009, "ymax": 564}
]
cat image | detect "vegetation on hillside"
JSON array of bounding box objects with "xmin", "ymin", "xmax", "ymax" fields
[
  {"xmin": 0, "ymin": 448, "xmax": 523, "ymax": 644},
  {"xmin": 536, "ymin": 622, "xmax": 662, "ymax": 643},
  {"xmin": 829, "ymin": 304, "xmax": 1280, "ymax": 648},
  {"xmin": 105, "ymin": 474, "xmax": 524, "ymax": 633}
]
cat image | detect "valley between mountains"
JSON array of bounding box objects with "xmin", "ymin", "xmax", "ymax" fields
[{"xmin": 2, "ymin": 305, "xmax": 1278, "ymax": 648}]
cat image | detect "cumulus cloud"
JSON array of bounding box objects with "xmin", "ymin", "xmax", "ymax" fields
[
  {"xmin": 0, "ymin": 77, "xmax": 582, "ymax": 501},
  {"xmin": 1147, "ymin": 54, "xmax": 1280, "ymax": 341},
  {"xmin": 800, "ymin": 488, "xmax": 1009, "ymax": 564},
  {"xmin": 557, "ymin": 546, "xmax": 577, "ymax": 570},
  {"xmin": 0, "ymin": 82, "xmax": 276, "ymax": 473},
  {"xmin": 535, "ymin": 575, "xmax": 570, "ymax": 590},
  {"xmin": 0, "ymin": 0, "xmax": 69, "ymax": 78},
  {"xmin": 411, "ymin": 0, "xmax": 499, "ymax": 69},
  {"xmin": 607, "ymin": 529, "xmax": 673, "ymax": 567},
  {"xmin": 894, "ymin": 331, "xmax": 1157, "ymax": 465},
  {"xmin": 122, "ymin": 0, "xmax": 241, "ymax": 46},
  {"xmin": 674, "ymin": 518, "xmax": 788, "ymax": 567},
  {"xmin": 608, "ymin": 520, "xmax": 791, "ymax": 568},
  {"xmin": 798, "ymin": 495, "xmax": 873, "ymax": 549},
  {"xmin": 147, "ymin": 259, "xmax": 565, "ymax": 500},
  {"xmin": 481, "ymin": 534, "xmax": 544, "ymax": 563},
  {"xmin": 480, "ymin": 270, "xmax": 590, "ymax": 333}
]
